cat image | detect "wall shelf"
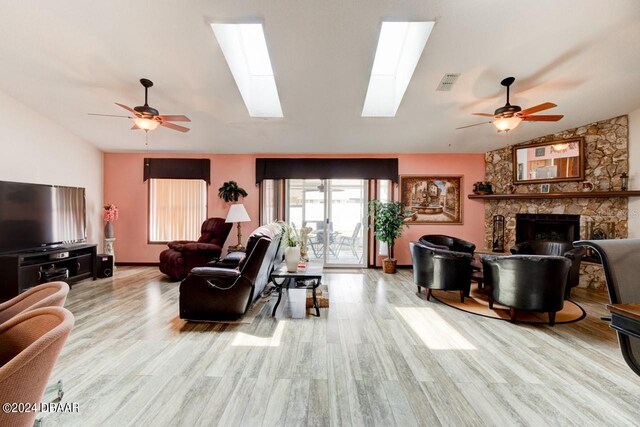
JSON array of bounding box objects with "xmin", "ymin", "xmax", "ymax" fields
[{"xmin": 468, "ymin": 191, "xmax": 640, "ymax": 200}]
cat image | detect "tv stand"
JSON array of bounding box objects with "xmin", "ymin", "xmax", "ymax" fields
[{"xmin": 0, "ymin": 243, "xmax": 97, "ymax": 301}]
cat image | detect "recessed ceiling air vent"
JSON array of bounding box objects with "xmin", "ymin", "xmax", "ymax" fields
[{"xmin": 436, "ymin": 73, "xmax": 460, "ymax": 91}]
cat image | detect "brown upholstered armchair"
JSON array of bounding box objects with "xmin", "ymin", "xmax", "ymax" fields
[{"xmin": 159, "ymin": 217, "xmax": 233, "ymax": 281}]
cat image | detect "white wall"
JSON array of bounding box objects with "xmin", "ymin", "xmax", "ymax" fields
[
  {"xmin": 0, "ymin": 90, "xmax": 103, "ymax": 249},
  {"xmin": 629, "ymin": 108, "xmax": 640, "ymax": 238}
]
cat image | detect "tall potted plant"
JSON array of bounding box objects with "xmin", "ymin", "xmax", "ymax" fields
[
  {"xmin": 218, "ymin": 181, "xmax": 248, "ymax": 202},
  {"xmin": 369, "ymin": 200, "xmax": 411, "ymax": 274}
]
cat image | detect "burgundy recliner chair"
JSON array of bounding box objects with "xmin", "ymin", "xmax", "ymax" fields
[{"xmin": 159, "ymin": 217, "xmax": 232, "ymax": 281}]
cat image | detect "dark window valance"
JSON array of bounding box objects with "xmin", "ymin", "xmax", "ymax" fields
[
  {"xmin": 255, "ymin": 158, "xmax": 398, "ymax": 183},
  {"xmin": 143, "ymin": 158, "xmax": 210, "ymax": 184}
]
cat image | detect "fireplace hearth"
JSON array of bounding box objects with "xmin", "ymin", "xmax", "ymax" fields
[{"xmin": 515, "ymin": 214, "xmax": 580, "ymax": 243}]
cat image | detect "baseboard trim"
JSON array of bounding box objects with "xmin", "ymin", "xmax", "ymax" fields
[{"xmin": 116, "ymin": 262, "xmax": 160, "ymax": 267}]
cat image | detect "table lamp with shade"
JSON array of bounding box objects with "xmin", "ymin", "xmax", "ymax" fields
[{"xmin": 226, "ymin": 204, "xmax": 251, "ymax": 251}]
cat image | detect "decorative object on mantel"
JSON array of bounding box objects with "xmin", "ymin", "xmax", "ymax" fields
[
  {"xmin": 581, "ymin": 180, "xmax": 594, "ymax": 192},
  {"xmin": 492, "ymin": 215, "xmax": 505, "ymax": 252},
  {"xmin": 103, "ymin": 204, "xmax": 119, "ymax": 239},
  {"xmin": 540, "ymin": 184, "xmax": 550, "ymax": 193},
  {"xmin": 400, "ymin": 175, "xmax": 462, "ymax": 224},
  {"xmin": 472, "ymin": 181, "xmax": 493, "ymax": 195},
  {"xmin": 505, "ymin": 183, "xmax": 516, "ymax": 194},
  {"xmin": 620, "ymin": 173, "xmax": 629, "ymax": 191}
]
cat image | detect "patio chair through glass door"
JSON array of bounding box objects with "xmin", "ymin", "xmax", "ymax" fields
[{"xmin": 286, "ymin": 179, "xmax": 367, "ymax": 267}]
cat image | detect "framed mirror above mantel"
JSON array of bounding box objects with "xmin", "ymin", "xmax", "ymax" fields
[{"xmin": 513, "ymin": 137, "xmax": 585, "ymax": 184}]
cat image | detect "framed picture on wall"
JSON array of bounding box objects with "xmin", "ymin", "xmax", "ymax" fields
[{"xmin": 399, "ymin": 175, "xmax": 463, "ymax": 224}]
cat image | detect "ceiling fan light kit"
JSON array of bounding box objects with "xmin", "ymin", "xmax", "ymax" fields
[
  {"xmin": 134, "ymin": 117, "xmax": 159, "ymax": 131},
  {"xmin": 90, "ymin": 78, "xmax": 191, "ymax": 134},
  {"xmin": 458, "ymin": 76, "xmax": 564, "ymax": 133},
  {"xmin": 493, "ymin": 116, "xmax": 522, "ymax": 132}
]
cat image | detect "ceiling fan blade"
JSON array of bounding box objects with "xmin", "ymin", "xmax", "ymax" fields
[
  {"xmin": 158, "ymin": 115, "xmax": 191, "ymax": 122},
  {"xmin": 115, "ymin": 102, "xmax": 140, "ymax": 116},
  {"xmin": 519, "ymin": 102, "xmax": 557, "ymax": 116},
  {"xmin": 522, "ymin": 114, "xmax": 564, "ymax": 122},
  {"xmin": 160, "ymin": 121, "xmax": 190, "ymax": 133},
  {"xmin": 471, "ymin": 113, "xmax": 495, "ymax": 117},
  {"xmin": 456, "ymin": 121, "xmax": 492, "ymax": 130},
  {"xmin": 88, "ymin": 113, "xmax": 133, "ymax": 118}
]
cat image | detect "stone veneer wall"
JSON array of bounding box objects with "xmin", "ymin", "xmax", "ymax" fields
[{"xmin": 484, "ymin": 115, "xmax": 629, "ymax": 289}]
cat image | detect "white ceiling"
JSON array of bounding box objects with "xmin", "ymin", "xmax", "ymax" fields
[{"xmin": 0, "ymin": 0, "xmax": 639, "ymax": 154}]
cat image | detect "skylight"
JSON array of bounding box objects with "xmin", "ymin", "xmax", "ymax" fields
[
  {"xmin": 362, "ymin": 21, "xmax": 435, "ymax": 117},
  {"xmin": 210, "ymin": 23, "xmax": 283, "ymax": 118}
]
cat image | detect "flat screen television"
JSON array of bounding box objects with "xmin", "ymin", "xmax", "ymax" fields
[{"xmin": 0, "ymin": 180, "xmax": 87, "ymax": 254}]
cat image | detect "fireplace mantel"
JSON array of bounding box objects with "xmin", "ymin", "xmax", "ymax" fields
[{"xmin": 468, "ymin": 191, "xmax": 640, "ymax": 200}]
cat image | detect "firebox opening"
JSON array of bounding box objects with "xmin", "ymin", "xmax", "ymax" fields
[{"xmin": 515, "ymin": 214, "xmax": 580, "ymax": 243}]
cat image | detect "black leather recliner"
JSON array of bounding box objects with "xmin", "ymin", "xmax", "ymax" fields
[
  {"xmin": 179, "ymin": 224, "xmax": 283, "ymax": 321},
  {"xmin": 409, "ymin": 241, "xmax": 473, "ymax": 302},
  {"xmin": 418, "ymin": 234, "xmax": 476, "ymax": 255},
  {"xmin": 481, "ymin": 254, "xmax": 571, "ymax": 325},
  {"xmin": 510, "ymin": 240, "xmax": 585, "ymax": 299}
]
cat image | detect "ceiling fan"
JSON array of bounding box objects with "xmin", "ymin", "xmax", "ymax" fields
[
  {"xmin": 89, "ymin": 78, "xmax": 191, "ymax": 133},
  {"xmin": 457, "ymin": 77, "xmax": 563, "ymax": 133}
]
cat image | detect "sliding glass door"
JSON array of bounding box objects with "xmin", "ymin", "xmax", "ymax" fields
[{"xmin": 286, "ymin": 179, "xmax": 367, "ymax": 267}]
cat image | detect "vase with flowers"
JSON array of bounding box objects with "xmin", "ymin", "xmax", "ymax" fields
[{"xmin": 103, "ymin": 204, "xmax": 119, "ymax": 239}]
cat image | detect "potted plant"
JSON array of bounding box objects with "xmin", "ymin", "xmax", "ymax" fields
[
  {"xmin": 280, "ymin": 223, "xmax": 300, "ymax": 272},
  {"xmin": 369, "ymin": 200, "xmax": 411, "ymax": 274},
  {"xmin": 218, "ymin": 181, "xmax": 248, "ymax": 202}
]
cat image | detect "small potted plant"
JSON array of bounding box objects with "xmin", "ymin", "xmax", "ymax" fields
[
  {"xmin": 280, "ymin": 223, "xmax": 300, "ymax": 272},
  {"xmin": 369, "ymin": 200, "xmax": 411, "ymax": 274},
  {"xmin": 218, "ymin": 181, "xmax": 248, "ymax": 202}
]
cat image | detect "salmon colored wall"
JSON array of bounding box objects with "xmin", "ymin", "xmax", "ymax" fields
[{"xmin": 103, "ymin": 153, "xmax": 485, "ymax": 265}]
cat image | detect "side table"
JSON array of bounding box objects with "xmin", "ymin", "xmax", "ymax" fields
[{"xmin": 270, "ymin": 263, "xmax": 324, "ymax": 317}]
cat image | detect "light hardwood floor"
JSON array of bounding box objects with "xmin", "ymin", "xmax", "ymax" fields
[{"xmin": 45, "ymin": 267, "xmax": 640, "ymax": 426}]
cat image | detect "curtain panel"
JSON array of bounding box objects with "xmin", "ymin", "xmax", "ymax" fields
[{"xmin": 149, "ymin": 179, "xmax": 207, "ymax": 242}]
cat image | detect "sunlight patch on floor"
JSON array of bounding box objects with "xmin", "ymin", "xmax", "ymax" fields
[
  {"xmin": 395, "ymin": 307, "xmax": 477, "ymax": 350},
  {"xmin": 231, "ymin": 320, "xmax": 286, "ymax": 347}
]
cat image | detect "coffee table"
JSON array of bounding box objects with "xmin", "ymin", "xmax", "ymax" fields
[{"xmin": 270, "ymin": 263, "xmax": 323, "ymax": 317}]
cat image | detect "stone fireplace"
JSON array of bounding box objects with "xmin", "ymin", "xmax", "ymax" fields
[
  {"xmin": 515, "ymin": 214, "xmax": 580, "ymax": 243},
  {"xmin": 482, "ymin": 115, "xmax": 630, "ymax": 290}
]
